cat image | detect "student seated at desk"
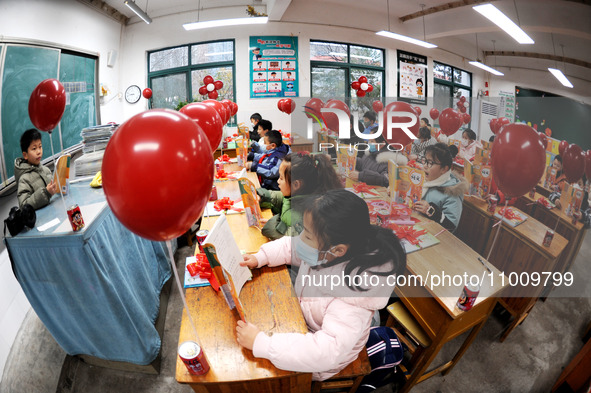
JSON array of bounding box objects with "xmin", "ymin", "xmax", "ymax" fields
[
  {"xmin": 246, "ymin": 130, "xmax": 290, "ymax": 191},
  {"xmin": 249, "ymin": 113, "xmax": 262, "ymax": 142},
  {"xmin": 258, "ymin": 153, "xmax": 341, "ymax": 240},
  {"xmin": 551, "ymin": 155, "xmax": 568, "ymax": 192},
  {"xmin": 15, "ymin": 128, "xmax": 58, "ymax": 210},
  {"xmin": 237, "ymin": 189, "xmax": 406, "ymax": 381},
  {"xmin": 248, "ymin": 119, "xmax": 273, "ymax": 158},
  {"xmin": 349, "ymin": 135, "xmax": 408, "ymax": 187},
  {"xmin": 414, "ymin": 143, "xmax": 468, "ymax": 231},
  {"xmin": 458, "ymin": 129, "xmax": 481, "ymax": 162},
  {"xmin": 409, "ymin": 126, "xmax": 437, "ymax": 161},
  {"xmin": 549, "ymin": 175, "xmax": 591, "ymax": 228}
]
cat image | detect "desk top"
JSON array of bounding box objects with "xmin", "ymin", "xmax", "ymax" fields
[
  {"xmin": 464, "ymin": 195, "xmax": 568, "ymax": 260},
  {"xmin": 522, "ymin": 192, "xmax": 585, "ymax": 231}
]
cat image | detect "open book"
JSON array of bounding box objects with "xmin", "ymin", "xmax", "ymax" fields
[
  {"xmin": 53, "ymin": 154, "xmax": 71, "ymax": 195},
  {"xmin": 238, "ymin": 176, "xmax": 263, "ymax": 228},
  {"xmin": 201, "ymin": 214, "xmax": 252, "ymax": 321}
]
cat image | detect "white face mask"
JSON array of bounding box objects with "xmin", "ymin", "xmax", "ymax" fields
[
  {"xmin": 461, "ymin": 139, "xmax": 470, "ymax": 147},
  {"xmin": 294, "ymin": 236, "xmax": 336, "ymax": 266}
]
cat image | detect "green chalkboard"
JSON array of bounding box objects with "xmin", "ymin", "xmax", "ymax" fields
[
  {"xmin": 515, "ymin": 86, "xmax": 591, "ymax": 150},
  {"xmin": 1, "ymin": 45, "xmax": 60, "ymax": 180},
  {"xmin": 0, "ymin": 44, "xmax": 98, "ymax": 184}
]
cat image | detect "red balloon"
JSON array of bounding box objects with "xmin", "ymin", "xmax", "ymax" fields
[
  {"xmin": 230, "ymin": 101, "xmax": 238, "ymax": 116},
  {"xmin": 491, "ymin": 123, "xmax": 546, "ymax": 198},
  {"xmin": 429, "ymin": 108, "xmax": 439, "ymax": 120},
  {"xmin": 359, "ymin": 76, "xmax": 368, "ymax": 84},
  {"xmin": 414, "ymin": 106, "xmax": 422, "ymax": 116},
  {"xmin": 203, "ymin": 75, "xmax": 214, "ymax": 85},
  {"xmin": 277, "ymin": 98, "xmax": 285, "ymax": 111},
  {"xmin": 545, "ymin": 128, "xmax": 552, "ymax": 137},
  {"xmin": 220, "ymin": 99, "xmax": 233, "ymax": 121},
  {"xmin": 351, "ymin": 81, "xmax": 360, "ymax": 90},
  {"xmin": 538, "ymin": 132, "xmax": 548, "ymax": 151},
  {"xmin": 198, "ymin": 86, "xmax": 208, "ymax": 95},
  {"xmin": 490, "ymin": 118, "xmax": 499, "ymax": 134},
  {"xmin": 207, "ymin": 91, "xmax": 219, "ymax": 100},
  {"xmin": 382, "ymin": 101, "xmax": 420, "ymax": 146},
  {"xmin": 179, "ymin": 103, "xmax": 223, "ymax": 152},
  {"xmin": 497, "ymin": 117, "xmax": 511, "ymax": 133},
  {"xmin": 563, "ymin": 144, "xmax": 585, "ymax": 183},
  {"xmin": 462, "ymin": 113, "xmax": 471, "ymax": 124},
  {"xmin": 202, "ymin": 99, "xmax": 228, "ymax": 125},
  {"xmin": 304, "ymin": 98, "xmax": 325, "ymax": 121},
  {"xmin": 366, "ymin": 85, "xmax": 374, "ymax": 92},
  {"xmin": 214, "ymin": 80, "xmax": 224, "ymax": 90},
  {"xmin": 102, "ymin": 109, "xmax": 213, "ymax": 241},
  {"xmin": 558, "ymin": 140, "xmax": 569, "ymax": 156},
  {"xmin": 457, "ymin": 101, "xmax": 465, "ymax": 108},
  {"xmin": 438, "ymin": 108, "xmax": 462, "ymax": 136},
  {"xmin": 459, "ymin": 96, "xmax": 466, "ymax": 103},
  {"xmin": 372, "ymin": 101, "xmax": 384, "ymax": 112},
  {"xmin": 142, "ymin": 88, "xmax": 152, "ymax": 99},
  {"xmin": 323, "ymin": 99, "xmax": 350, "ymax": 131},
  {"xmin": 585, "ymin": 150, "xmax": 591, "ymax": 180},
  {"xmin": 280, "ymin": 99, "xmax": 296, "ymax": 115},
  {"xmin": 28, "ymin": 79, "xmax": 66, "ymax": 132},
  {"xmin": 459, "ymin": 106, "xmax": 467, "ymax": 113},
  {"xmin": 356, "ymin": 90, "xmax": 366, "ymax": 97}
]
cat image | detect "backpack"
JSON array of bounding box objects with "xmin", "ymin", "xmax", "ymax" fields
[{"xmin": 356, "ymin": 326, "xmax": 404, "ymax": 393}]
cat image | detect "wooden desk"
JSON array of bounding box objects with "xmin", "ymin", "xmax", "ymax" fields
[
  {"xmin": 457, "ymin": 196, "xmax": 568, "ymax": 341},
  {"xmin": 176, "ymin": 166, "xmax": 311, "ymax": 392},
  {"xmin": 535, "ymin": 183, "xmax": 552, "ymax": 198},
  {"xmin": 396, "ymin": 217, "xmax": 507, "ymax": 393}
]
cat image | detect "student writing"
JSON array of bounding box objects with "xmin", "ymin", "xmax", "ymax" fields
[{"xmin": 236, "ymin": 189, "xmax": 406, "ymax": 381}]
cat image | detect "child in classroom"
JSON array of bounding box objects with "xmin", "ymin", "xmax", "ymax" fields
[
  {"xmin": 236, "ymin": 189, "xmax": 406, "ymax": 381},
  {"xmin": 349, "ymin": 135, "xmax": 408, "ymax": 187},
  {"xmin": 549, "ymin": 175, "xmax": 591, "ymax": 227},
  {"xmin": 551, "ymin": 155, "xmax": 568, "ymax": 191},
  {"xmin": 15, "ymin": 128, "xmax": 58, "ymax": 210},
  {"xmin": 361, "ymin": 111, "xmax": 379, "ymax": 136},
  {"xmin": 258, "ymin": 152, "xmax": 342, "ymax": 240},
  {"xmin": 248, "ymin": 119, "xmax": 273, "ymax": 158},
  {"xmin": 414, "ymin": 143, "xmax": 468, "ymax": 231},
  {"xmin": 249, "ymin": 113, "xmax": 262, "ymax": 141},
  {"xmin": 247, "ymin": 130, "xmax": 290, "ymax": 190},
  {"xmin": 409, "ymin": 126, "xmax": 437, "ymax": 161},
  {"xmin": 458, "ymin": 129, "xmax": 481, "ymax": 162}
]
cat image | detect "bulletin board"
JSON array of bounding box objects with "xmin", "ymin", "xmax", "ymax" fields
[
  {"xmin": 397, "ymin": 50, "xmax": 427, "ymax": 105},
  {"xmin": 249, "ymin": 36, "xmax": 299, "ymax": 99}
]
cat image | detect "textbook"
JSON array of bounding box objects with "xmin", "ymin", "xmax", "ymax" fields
[
  {"xmin": 236, "ymin": 137, "xmax": 249, "ymax": 167},
  {"xmin": 388, "ymin": 160, "xmax": 425, "ymax": 209},
  {"xmin": 53, "ymin": 154, "xmax": 71, "ymax": 195},
  {"xmin": 238, "ymin": 176, "xmax": 263, "ymax": 227},
  {"xmin": 201, "ymin": 214, "xmax": 252, "ymax": 321},
  {"xmin": 543, "ymin": 166, "xmax": 558, "ymax": 189},
  {"xmin": 560, "ymin": 183, "xmax": 584, "ymax": 218},
  {"xmin": 465, "ymin": 161, "xmax": 492, "ymax": 198},
  {"xmin": 336, "ymin": 145, "xmax": 357, "ymax": 177}
]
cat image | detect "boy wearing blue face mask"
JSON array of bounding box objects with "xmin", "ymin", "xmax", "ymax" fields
[
  {"xmin": 246, "ymin": 130, "xmax": 290, "ymax": 190},
  {"xmin": 237, "ymin": 189, "xmax": 406, "ymax": 381},
  {"xmin": 249, "ymin": 119, "xmax": 273, "ymax": 160}
]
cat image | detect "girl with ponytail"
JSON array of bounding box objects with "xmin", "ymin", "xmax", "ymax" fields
[{"xmin": 237, "ymin": 189, "xmax": 406, "ymax": 381}]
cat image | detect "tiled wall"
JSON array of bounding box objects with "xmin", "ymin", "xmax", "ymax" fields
[{"xmin": 0, "ymin": 249, "xmax": 31, "ymax": 383}]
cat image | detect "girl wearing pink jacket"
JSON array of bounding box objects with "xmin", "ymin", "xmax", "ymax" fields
[{"xmin": 237, "ymin": 189, "xmax": 406, "ymax": 381}]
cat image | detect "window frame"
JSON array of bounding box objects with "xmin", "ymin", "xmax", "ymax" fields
[
  {"xmin": 147, "ymin": 39, "xmax": 236, "ymax": 124},
  {"xmin": 433, "ymin": 60, "xmax": 472, "ymax": 127}
]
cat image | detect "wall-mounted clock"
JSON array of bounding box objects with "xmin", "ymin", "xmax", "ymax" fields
[{"xmin": 125, "ymin": 85, "xmax": 141, "ymax": 104}]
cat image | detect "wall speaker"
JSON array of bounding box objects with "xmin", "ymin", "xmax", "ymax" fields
[{"xmin": 107, "ymin": 50, "xmax": 118, "ymax": 68}]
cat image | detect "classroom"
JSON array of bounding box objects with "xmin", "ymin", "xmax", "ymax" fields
[{"xmin": 0, "ymin": 0, "xmax": 590, "ymax": 392}]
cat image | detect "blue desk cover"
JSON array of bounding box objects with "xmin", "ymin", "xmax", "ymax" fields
[{"xmin": 6, "ymin": 183, "xmax": 172, "ymax": 365}]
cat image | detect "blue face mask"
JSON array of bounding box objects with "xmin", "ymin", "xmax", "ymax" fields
[
  {"xmin": 294, "ymin": 236, "xmax": 335, "ymax": 266},
  {"xmin": 369, "ymin": 144, "xmax": 377, "ymax": 153}
]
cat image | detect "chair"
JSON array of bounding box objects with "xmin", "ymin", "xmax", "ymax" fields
[{"xmin": 311, "ymin": 349, "xmax": 371, "ymax": 393}]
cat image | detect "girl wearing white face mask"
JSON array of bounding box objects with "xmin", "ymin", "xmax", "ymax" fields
[
  {"xmin": 458, "ymin": 128, "xmax": 481, "ymax": 162},
  {"xmin": 236, "ymin": 189, "xmax": 406, "ymax": 381}
]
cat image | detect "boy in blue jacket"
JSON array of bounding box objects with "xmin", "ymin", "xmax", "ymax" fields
[{"xmin": 247, "ymin": 130, "xmax": 290, "ymax": 190}]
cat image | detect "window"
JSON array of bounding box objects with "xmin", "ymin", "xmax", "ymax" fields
[
  {"xmin": 310, "ymin": 41, "xmax": 385, "ymax": 114},
  {"xmin": 433, "ymin": 61, "xmax": 472, "ymax": 129},
  {"xmin": 147, "ymin": 40, "xmax": 235, "ymax": 124}
]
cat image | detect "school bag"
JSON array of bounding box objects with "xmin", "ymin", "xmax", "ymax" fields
[{"xmin": 356, "ymin": 326, "xmax": 404, "ymax": 393}]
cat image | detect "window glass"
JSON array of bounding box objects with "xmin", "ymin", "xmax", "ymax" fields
[
  {"xmin": 453, "ymin": 69, "xmax": 471, "ymax": 87},
  {"xmin": 311, "ymin": 67, "xmax": 346, "ymax": 98},
  {"xmin": 350, "ymin": 68, "xmax": 382, "ymax": 113},
  {"xmin": 191, "ymin": 67, "xmax": 234, "ymax": 101},
  {"xmin": 151, "ymin": 73, "xmax": 187, "ymax": 109},
  {"xmin": 149, "ymin": 47, "xmax": 188, "ymax": 72},
  {"xmin": 191, "ymin": 41, "xmax": 234, "ymax": 65},
  {"xmin": 433, "ymin": 62, "xmax": 452, "ymax": 81},
  {"xmin": 310, "ymin": 42, "xmax": 348, "ymax": 62},
  {"xmin": 350, "ymin": 45, "xmax": 383, "ymax": 67}
]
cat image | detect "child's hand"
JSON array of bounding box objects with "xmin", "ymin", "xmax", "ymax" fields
[
  {"xmin": 413, "ymin": 200, "xmax": 430, "ymax": 214},
  {"xmin": 246, "ymin": 162, "xmax": 252, "ymax": 170},
  {"xmin": 240, "ymin": 254, "xmax": 259, "ymax": 268},
  {"xmin": 46, "ymin": 180, "xmax": 58, "ymax": 195},
  {"xmin": 236, "ymin": 320, "xmax": 260, "ymax": 350},
  {"xmin": 555, "ymin": 199, "xmax": 562, "ymax": 209},
  {"xmin": 349, "ymin": 171, "xmax": 359, "ymax": 181}
]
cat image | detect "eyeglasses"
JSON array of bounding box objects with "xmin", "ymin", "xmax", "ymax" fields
[{"xmin": 418, "ymin": 157, "xmax": 440, "ymax": 168}]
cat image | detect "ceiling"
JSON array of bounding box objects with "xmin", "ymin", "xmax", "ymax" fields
[{"xmin": 100, "ymin": 0, "xmax": 591, "ymax": 87}]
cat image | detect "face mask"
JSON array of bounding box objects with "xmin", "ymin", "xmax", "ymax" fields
[
  {"xmin": 461, "ymin": 139, "xmax": 470, "ymax": 147},
  {"xmin": 369, "ymin": 145, "xmax": 377, "ymax": 153},
  {"xmin": 363, "ymin": 120, "xmax": 372, "ymax": 127},
  {"xmin": 294, "ymin": 236, "xmax": 336, "ymax": 266}
]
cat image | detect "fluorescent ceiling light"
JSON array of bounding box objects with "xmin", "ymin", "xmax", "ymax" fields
[
  {"xmin": 183, "ymin": 17, "xmax": 268, "ymax": 30},
  {"xmin": 548, "ymin": 68, "xmax": 573, "ymax": 88},
  {"xmin": 473, "ymin": 4, "xmax": 534, "ymax": 44},
  {"xmin": 376, "ymin": 30, "xmax": 437, "ymax": 49},
  {"xmin": 205, "ymin": 51, "xmax": 233, "ymax": 56},
  {"xmin": 124, "ymin": 0, "xmax": 152, "ymax": 24},
  {"xmin": 469, "ymin": 61, "xmax": 504, "ymax": 76}
]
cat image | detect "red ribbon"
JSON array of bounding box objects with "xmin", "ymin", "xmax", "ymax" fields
[
  {"xmin": 353, "ymin": 182, "xmax": 377, "ymax": 196},
  {"xmin": 232, "ymin": 133, "xmax": 238, "ymax": 137},
  {"xmin": 498, "ymin": 207, "xmax": 520, "ymax": 221},
  {"xmin": 390, "ymin": 224, "xmax": 427, "ymax": 245},
  {"xmin": 219, "ymin": 154, "xmax": 230, "ymax": 162},
  {"xmin": 213, "ymin": 197, "xmax": 244, "ymax": 212},
  {"xmin": 224, "ymin": 136, "xmax": 233, "ymax": 143},
  {"xmin": 193, "ymin": 254, "xmax": 220, "ymax": 291},
  {"xmin": 215, "ymin": 169, "xmax": 229, "ymax": 179},
  {"xmin": 454, "ymin": 158, "xmax": 465, "ymax": 166},
  {"xmin": 537, "ymin": 197, "xmax": 553, "ymax": 209},
  {"xmin": 408, "ymin": 160, "xmax": 421, "ymax": 169}
]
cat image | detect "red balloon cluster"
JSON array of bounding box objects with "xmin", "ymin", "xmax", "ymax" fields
[
  {"xmin": 198, "ymin": 75, "xmax": 224, "ymax": 99},
  {"xmin": 277, "ymin": 98, "xmax": 295, "ymax": 115},
  {"xmin": 456, "ymin": 96, "xmax": 467, "ymax": 113},
  {"xmin": 304, "ymin": 98, "xmax": 325, "ymax": 121},
  {"xmin": 102, "ymin": 109, "xmax": 214, "ymax": 241},
  {"xmin": 142, "ymin": 88, "xmax": 152, "ymax": 99},
  {"xmin": 491, "ymin": 123, "xmax": 546, "ymax": 198},
  {"xmin": 489, "ymin": 117, "xmax": 510, "ymax": 135},
  {"xmin": 29, "ymin": 79, "xmax": 67, "ymax": 132},
  {"xmin": 382, "ymin": 101, "xmax": 420, "ymax": 146},
  {"xmin": 438, "ymin": 108, "xmax": 462, "ymax": 136},
  {"xmin": 179, "ymin": 102, "xmax": 224, "ymax": 152},
  {"xmin": 372, "ymin": 101, "xmax": 384, "ymax": 113},
  {"xmin": 323, "ymin": 99, "xmax": 350, "ymax": 131},
  {"xmin": 429, "ymin": 108, "xmax": 439, "ymax": 120},
  {"xmin": 351, "ymin": 76, "xmax": 373, "ymax": 97}
]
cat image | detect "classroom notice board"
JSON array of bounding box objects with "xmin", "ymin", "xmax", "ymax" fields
[
  {"xmin": 515, "ymin": 86, "xmax": 591, "ymax": 150},
  {"xmin": 0, "ymin": 43, "xmax": 98, "ymax": 184},
  {"xmin": 249, "ymin": 36, "xmax": 299, "ymax": 98}
]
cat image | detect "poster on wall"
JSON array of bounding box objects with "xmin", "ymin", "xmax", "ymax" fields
[
  {"xmin": 397, "ymin": 50, "xmax": 427, "ymax": 105},
  {"xmin": 498, "ymin": 90, "xmax": 515, "ymax": 122},
  {"xmin": 249, "ymin": 36, "xmax": 299, "ymax": 99}
]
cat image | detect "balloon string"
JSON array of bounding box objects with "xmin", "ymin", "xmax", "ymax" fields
[
  {"xmin": 486, "ymin": 199, "xmax": 509, "ymax": 261},
  {"xmin": 49, "ymin": 133, "xmax": 68, "ymax": 215},
  {"xmin": 553, "ymin": 213, "xmax": 561, "ymax": 232},
  {"xmin": 165, "ymin": 240, "xmax": 201, "ymax": 343}
]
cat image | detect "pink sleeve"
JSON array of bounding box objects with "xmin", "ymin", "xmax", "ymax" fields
[
  {"xmin": 254, "ymin": 236, "xmax": 292, "ymax": 268},
  {"xmin": 251, "ymin": 299, "xmax": 373, "ymax": 373}
]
